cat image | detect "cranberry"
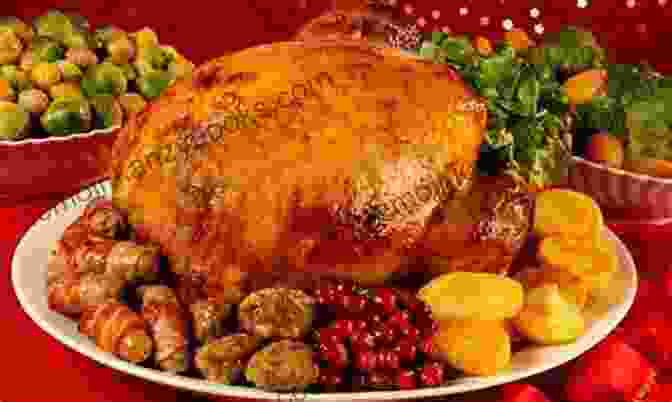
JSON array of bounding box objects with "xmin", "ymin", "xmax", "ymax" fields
[
  {"xmin": 381, "ymin": 349, "xmax": 400, "ymax": 370},
  {"xmin": 396, "ymin": 289, "xmax": 422, "ymax": 311},
  {"xmin": 319, "ymin": 371, "xmax": 344, "ymax": 387},
  {"xmin": 420, "ymin": 336, "xmax": 437, "ymax": 356},
  {"xmin": 319, "ymin": 341, "xmax": 349, "ymax": 369},
  {"xmin": 347, "ymin": 295, "xmax": 369, "ymax": 314},
  {"xmin": 370, "ymin": 313, "xmax": 384, "ymax": 325},
  {"xmin": 315, "ymin": 284, "xmax": 336, "ymax": 304},
  {"xmin": 317, "ymin": 327, "xmax": 342, "ymax": 345},
  {"xmin": 334, "ymin": 281, "xmax": 353, "ymax": 296},
  {"xmin": 368, "ymin": 370, "xmax": 392, "ymax": 388},
  {"xmin": 388, "ymin": 311, "xmax": 411, "ymax": 330},
  {"xmin": 397, "ymin": 369, "xmax": 418, "ymax": 390},
  {"xmin": 335, "ymin": 293, "xmax": 354, "ymax": 311},
  {"xmin": 352, "ymin": 319, "xmax": 368, "ymax": 332},
  {"xmin": 332, "ymin": 319, "xmax": 355, "ymax": 337},
  {"xmin": 401, "ymin": 326, "xmax": 421, "ymax": 340},
  {"xmin": 350, "ymin": 330, "xmax": 376, "ymax": 351},
  {"xmin": 371, "ymin": 325, "xmax": 385, "ymax": 343},
  {"xmin": 379, "ymin": 323, "xmax": 398, "ymax": 345},
  {"xmin": 415, "ymin": 310, "xmax": 438, "ymax": 335},
  {"xmin": 419, "ymin": 362, "xmax": 445, "ymax": 387},
  {"xmin": 354, "ymin": 350, "xmax": 377, "ymax": 371},
  {"xmin": 394, "ymin": 338, "xmax": 418, "ymax": 362},
  {"xmin": 372, "ymin": 288, "xmax": 398, "ymax": 313}
]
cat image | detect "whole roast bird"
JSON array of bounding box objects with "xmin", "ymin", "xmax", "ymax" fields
[{"xmin": 109, "ymin": 39, "xmax": 532, "ymax": 304}]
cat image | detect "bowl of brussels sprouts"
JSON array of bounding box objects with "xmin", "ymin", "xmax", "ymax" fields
[{"xmin": 0, "ymin": 10, "xmax": 193, "ymax": 202}]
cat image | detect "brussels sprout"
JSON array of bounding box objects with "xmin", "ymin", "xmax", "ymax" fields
[
  {"xmin": 30, "ymin": 37, "xmax": 65, "ymax": 62},
  {"xmin": 0, "ymin": 101, "xmax": 30, "ymax": 140},
  {"xmin": 131, "ymin": 27, "xmax": 159, "ymax": 50},
  {"xmin": 115, "ymin": 63, "xmax": 137, "ymax": 80},
  {"xmin": 81, "ymin": 62, "xmax": 128, "ymax": 97},
  {"xmin": 119, "ymin": 92, "xmax": 146, "ymax": 115},
  {"xmin": 0, "ymin": 16, "xmax": 34, "ymax": 42},
  {"xmin": 41, "ymin": 96, "xmax": 92, "ymax": 135},
  {"xmin": 57, "ymin": 61, "xmax": 83, "ymax": 81},
  {"xmin": 33, "ymin": 10, "xmax": 73, "ymax": 42},
  {"xmin": 0, "ymin": 29, "xmax": 23, "ymax": 64},
  {"xmin": 50, "ymin": 81, "xmax": 82, "ymax": 99},
  {"xmin": 163, "ymin": 46, "xmax": 194, "ymax": 80},
  {"xmin": 89, "ymin": 95, "xmax": 123, "ymax": 129},
  {"xmin": 0, "ymin": 65, "xmax": 32, "ymax": 91},
  {"xmin": 136, "ymin": 70, "xmax": 173, "ymax": 99},
  {"xmin": 94, "ymin": 25, "xmax": 126, "ymax": 48},
  {"xmin": 63, "ymin": 28, "xmax": 95, "ymax": 49},
  {"xmin": 107, "ymin": 36, "xmax": 135, "ymax": 65},
  {"xmin": 169, "ymin": 59, "xmax": 194, "ymax": 80},
  {"xmin": 134, "ymin": 46, "xmax": 173, "ymax": 76},
  {"xmin": 0, "ymin": 79, "xmax": 15, "ymax": 102},
  {"xmin": 64, "ymin": 12, "xmax": 90, "ymax": 32},
  {"xmin": 30, "ymin": 62, "xmax": 62, "ymax": 89},
  {"xmin": 17, "ymin": 88, "xmax": 49, "ymax": 114}
]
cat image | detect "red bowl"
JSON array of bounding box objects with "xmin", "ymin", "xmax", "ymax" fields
[
  {"xmin": 569, "ymin": 156, "xmax": 672, "ymax": 223},
  {"xmin": 0, "ymin": 127, "xmax": 118, "ymax": 203}
]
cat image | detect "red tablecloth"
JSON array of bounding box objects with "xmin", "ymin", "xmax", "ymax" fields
[{"xmin": 3, "ymin": 1, "xmax": 672, "ymax": 401}]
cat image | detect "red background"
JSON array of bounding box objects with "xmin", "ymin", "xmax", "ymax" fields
[{"xmin": 2, "ymin": 1, "xmax": 672, "ymax": 401}]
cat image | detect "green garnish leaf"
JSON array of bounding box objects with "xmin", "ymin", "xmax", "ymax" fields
[{"xmin": 517, "ymin": 71, "xmax": 541, "ymax": 116}]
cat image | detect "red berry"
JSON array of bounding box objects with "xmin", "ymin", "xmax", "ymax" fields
[
  {"xmin": 319, "ymin": 341, "xmax": 349, "ymax": 369},
  {"xmin": 380, "ymin": 323, "xmax": 398, "ymax": 345},
  {"xmin": 373, "ymin": 288, "xmax": 398, "ymax": 313},
  {"xmin": 420, "ymin": 336, "xmax": 436, "ymax": 356},
  {"xmin": 350, "ymin": 330, "xmax": 376, "ymax": 351},
  {"xmin": 397, "ymin": 370, "xmax": 417, "ymax": 390},
  {"xmin": 350, "ymin": 331, "xmax": 376, "ymax": 351},
  {"xmin": 317, "ymin": 327, "xmax": 342, "ymax": 345},
  {"xmin": 355, "ymin": 350, "xmax": 377, "ymax": 371},
  {"xmin": 370, "ymin": 313, "xmax": 384, "ymax": 325},
  {"xmin": 401, "ymin": 326, "xmax": 421, "ymax": 340},
  {"xmin": 394, "ymin": 338, "xmax": 418, "ymax": 362},
  {"xmin": 374, "ymin": 351, "xmax": 387, "ymax": 370},
  {"xmin": 352, "ymin": 319, "xmax": 368, "ymax": 332},
  {"xmin": 415, "ymin": 311, "xmax": 439, "ymax": 336},
  {"xmin": 319, "ymin": 371, "xmax": 344, "ymax": 387},
  {"xmin": 388, "ymin": 311, "xmax": 411, "ymax": 329},
  {"xmin": 335, "ymin": 293, "xmax": 354, "ymax": 310},
  {"xmin": 381, "ymin": 350, "xmax": 401, "ymax": 370},
  {"xmin": 419, "ymin": 362, "xmax": 444, "ymax": 387},
  {"xmin": 332, "ymin": 319, "xmax": 355, "ymax": 337},
  {"xmin": 315, "ymin": 284, "xmax": 336, "ymax": 304},
  {"xmin": 395, "ymin": 289, "xmax": 421, "ymax": 311},
  {"xmin": 334, "ymin": 281, "xmax": 353, "ymax": 296},
  {"xmin": 348, "ymin": 295, "xmax": 369, "ymax": 314},
  {"xmin": 368, "ymin": 370, "xmax": 392, "ymax": 388}
]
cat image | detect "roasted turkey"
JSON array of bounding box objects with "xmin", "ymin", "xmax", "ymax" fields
[{"xmin": 110, "ymin": 40, "xmax": 531, "ymax": 303}]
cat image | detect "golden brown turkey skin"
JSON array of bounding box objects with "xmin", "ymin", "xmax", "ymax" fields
[{"xmin": 110, "ymin": 40, "xmax": 490, "ymax": 299}]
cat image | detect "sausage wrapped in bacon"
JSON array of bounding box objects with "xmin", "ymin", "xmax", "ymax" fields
[
  {"xmin": 48, "ymin": 273, "xmax": 125, "ymax": 316},
  {"xmin": 79, "ymin": 302, "xmax": 153, "ymax": 363},
  {"xmin": 80, "ymin": 198, "xmax": 128, "ymax": 239},
  {"xmin": 53, "ymin": 237, "xmax": 161, "ymax": 284},
  {"xmin": 138, "ymin": 285, "xmax": 190, "ymax": 373}
]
